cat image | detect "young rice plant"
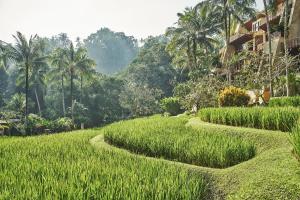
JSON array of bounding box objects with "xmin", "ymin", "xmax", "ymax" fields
[
  {"xmin": 0, "ymin": 131, "xmax": 206, "ymax": 199},
  {"xmin": 104, "ymin": 116, "xmax": 256, "ymax": 168},
  {"xmin": 198, "ymin": 107, "xmax": 300, "ymax": 132}
]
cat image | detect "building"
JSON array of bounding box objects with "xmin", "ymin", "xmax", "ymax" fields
[{"xmin": 219, "ymin": 0, "xmax": 300, "ymax": 77}]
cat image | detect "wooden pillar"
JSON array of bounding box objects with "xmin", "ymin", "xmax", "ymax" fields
[{"xmin": 263, "ymin": 32, "xmax": 266, "ymax": 43}]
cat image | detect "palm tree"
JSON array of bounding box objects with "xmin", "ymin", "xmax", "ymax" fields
[
  {"xmin": 9, "ymin": 32, "xmax": 45, "ymax": 131},
  {"xmin": 0, "ymin": 42, "xmax": 12, "ymax": 95},
  {"xmin": 262, "ymin": 0, "xmax": 274, "ymax": 96},
  {"xmin": 0, "ymin": 42, "xmax": 12, "ymax": 71},
  {"xmin": 166, "ymin": 5, "xmax": 222, "ymax": 70},
  {"xmin": 197, "ymin": 0, "xmax": 255, "ymax": 45},
  {"xmin": 197, "ymin": 0, "xmax": 255, "ymax": 83},
  {"xmin": 31, "ymin": 62, "xmax": 47, "ymax": 116},
  {"xmin": 49, "ymin": 48, "xmax": 68, "ymax": 116},
  {"xmin": 283, "ymin": 0, "xmax": 290, "ymax": 96},
  {"xmin": 14, "ymin": 37, "xmax": 47, "ymax": 117},
  {"xmin": 64, "ymin": 43, "xmax": 95, "ymax": 122},
  {"xmin": 76, "ymin": 53, "xmax": 95, "ymax": 103}
]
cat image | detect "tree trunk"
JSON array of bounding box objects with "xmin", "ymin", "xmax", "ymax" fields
[
  {"xmin": 228, "ymin": 13, "xmax": 231, "ymax": 41},
  {"xmin": 25, "ymin": 63, "xmax": 29, "ymax": 134},
  {"xmin": 34, "ymin": 88, "xmax": 41, "ymax": 117},
  {"xmin": 70, "ymin": 68, "xmax": 74, "ymax": 123},
  {"xmin": 80, "ymin": 75, "xmax": 83, "ymax": 104},
  {"xmin": 192, "ymin": 38, "xmax": 197, "ymax": 69},
  {"xmin": 187, "ymin": 38, "xmax": 193, "ymax": 70},
  {"xmin": 263, "ymin": 0, "xmax": 273, "ymax": 96},
  {"xmin": 62, "ymin": 74, "xmax": 66, "ymax": 117},
  {"xmin": 223, "ymin": 1, "xmax": 231, "ymax": 84},
  {"xmin": 284, "ymin": 0, "xmax": 290, "ymax": 96}
]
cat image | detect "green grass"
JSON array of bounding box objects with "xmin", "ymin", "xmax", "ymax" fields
[
  {"xmin": 0, "ymin": 131, "xmax": 206, "ymax": 199},
  {"xmin": 198, "ymin": 107, "xmax": 300, "ymax": 132},
  {"xmin": 269, "ymin": 96, "xmax": 300, "ymax": 107},
  {"xmin": 104, "ymin": 116, "xmax": 256, "ymax": 168},
  {"xmin": 291, "ymin": 125, "xmax": 300, "ymax": 160},
  {"xmin": 1, "ymin": 115, "xmax": 300, "ymax": 199},
  {"xmin": 187, "ymin": 118, "xmax": 300, "ymax": 199}
]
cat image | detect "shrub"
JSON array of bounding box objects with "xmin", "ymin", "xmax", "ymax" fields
[
  {"xmin": 27, "ymin": 115, "xmax": 74, "ymax": 135},
  {"xmin": 104, "ymin": 116, "xmax": 256, "ymax": 168},
  {"xmin": 53, "ymin": 117, "xmax": 74, "ymax": 132},
  {"xmin": 198, "ymin": 107, "xmax": 300, "ymax": 132},
  {"xmin": 219, "ymin": 86, "xmax": 250, "ymax": 107},
  {"xmin": 291, "ymin": 125, "xmax": 300, "ymax": 160},
  {"xmin": 160, "ymin": 97, "xmax": 183, "ymax": 116},
  {"xmin": 27, "ymin": 114, "xmax": 49, "ymax": 135},
  {"xmin": 269, "ymin": 96, "xmax": 300, "ymax": 107}
]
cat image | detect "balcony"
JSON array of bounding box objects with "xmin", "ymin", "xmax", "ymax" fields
[
  {"xmin": 229, "ymin": 32, "xmax": 253, "ymax": 45},
  {"xmin": 288, "ymin": 38, "xmax": 300, "ymax": 49}
]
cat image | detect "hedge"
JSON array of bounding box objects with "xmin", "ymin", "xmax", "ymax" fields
[
  {"xmin": 269, "ymin": 96, "xmax": 300, "ymax": 107},
  {"xmin": 198, "ymin": 107, "xmax": 300, "ymax": 132}
]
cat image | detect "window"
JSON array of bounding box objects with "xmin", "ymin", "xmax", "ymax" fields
[{"xmin": 252, "ymin": 21, "xmax": 260, "ymax": 32}]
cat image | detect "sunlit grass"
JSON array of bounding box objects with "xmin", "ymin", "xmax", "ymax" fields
[
  {"xmin": 291, "ymin": 125, "xmax": 300, "ymax": 160},
  {"xmin": 0, "ymin": 131, "xmax": 206, "ymax": 199},
  {"xmin": 104, "ymin": 116, "xmax": 256, "ymax": 168},
  {"xmin": 198, "ymin": 107, "xmax": 300, "ymax": 132}
]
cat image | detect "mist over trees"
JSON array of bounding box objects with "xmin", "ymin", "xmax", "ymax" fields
[
  {"xmin": 84, "ymin": 28, "xmax": 138, "ymax": 74},
  {"xmin": 119, "ymin": 36, "xmax": 178, "ymax": 117}
]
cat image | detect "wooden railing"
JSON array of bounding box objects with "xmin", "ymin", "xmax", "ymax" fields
[
  {"xmin": 288, "ymin": 38, "xmax": 300, "ymax": 49},
  {"xmin": 229, "ymin": 33, "xmax": 246, "ymax": 43}
]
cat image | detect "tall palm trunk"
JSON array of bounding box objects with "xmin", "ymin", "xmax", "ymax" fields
[
  {"xmin": 80, "ymin": 75, "xmax": 83, "ymax": 104},
  {"xmin": 223, "ymin": 0, "xmax": 231, "ymax": 84},
  {"xmin": 228, "ymin": 13, "xmax": 231, "ymax": 42},
  {"xmin": 187, "ymin": 38, "xmax": 193, "ymax": 69},
  {"xmin": 284, "ymin": 0, "xmax": 290, "ymax": 96},
  {"xmin": 34, "ymin": 87, "xmax": 41, "ymax": 116},
  {"xmin": 70, "ymin": 67, "xmax": 74, "ymax": 123},
  {"xmin": 25, "ymin": 62, "xmax": 29, "ymax": 133},
  {"xmin": 192, "ymin": 38, "xmax": 197, "ymax": 69},
  {"xmin": 61, "ymin": 74, "xmax": 66, "ymax": 117},
  {"xmin": 263, "ymin": 0, "xmax": 273, "ymax": 96}
]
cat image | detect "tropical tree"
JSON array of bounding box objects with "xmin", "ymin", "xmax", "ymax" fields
[
  {"xmin": 209, "ymin": 0, "xmax": 255, "ymax": 45},
  {"xmin": 8, "ymin": 32, "xmax": 46, "ymax": 130},
  {"xmin": 283, "ymin": 0, "xmax": 290, "ymax": 96},
  {"xmin": 64, "ymin": 43, "xmax": 95, "ymax": 122},
  {"xmin": 6, "ymin": 93, "xmax": 26, "ymax": 113},
  {"xmin": 76, "ymin": 53, "xmax": 95, "ymax": 103},
  {"xmin": 49, "ymin": 48, "xmax": 68, "ymax": 116},
  {"xmin": 14, "ymin": 37, "xmax": 48, "ymax": 116},
  {"xmin": 0, "ymin": 43, "xmax": 11, "ymax": 96},
  {"xmin": 0, "ymin": 42, "xmax": 11, "ymax": 71},
  {"xmin": 196, "ymin": 0, "xmax": 255, "ymax": 83},
  {"xmin": 166, "ymin": 5, "xmax": 222, "ymax": 71},
  {"xmin": 262, "ymin": 0, "xmax": 274, "ymax": 95},
  {"xmin": 29, "ymin": 60, "xmax": 47, "ymax": 116}
]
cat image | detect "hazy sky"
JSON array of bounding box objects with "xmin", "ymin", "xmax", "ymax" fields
[{"xmin": 0, "ymin": 0, "xmax": 263, "ymax": 43}]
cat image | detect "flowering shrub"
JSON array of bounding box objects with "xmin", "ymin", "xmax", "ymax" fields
[{"xmin": 219, "ymin": 86, "xmax": 250, "ymax": 107}]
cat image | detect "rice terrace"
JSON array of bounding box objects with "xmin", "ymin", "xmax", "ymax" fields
[{"xmin": 0, "ymin": 0, "xmax": 300, "ymax": 199}]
